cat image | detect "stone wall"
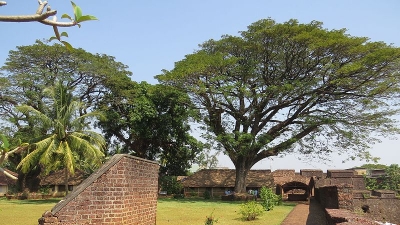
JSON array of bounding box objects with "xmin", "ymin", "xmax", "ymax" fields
[
  {"xmin": 314, "ymin": 170, "xmax": 365, "ymax": 190},
  {"xmin": 317, "ymin": 184, "xmax": 400, "ymax": 224},
  {"xmin": 38, "ymin": 154, "xmax": 159, "ymax": 225},
  {"xmin": 300, "ymin": 169, "xmax": 323, "ymax": 178},
  {"xmin": 353, "ymin": 190, "xmax": 400, "ymax": 224}
]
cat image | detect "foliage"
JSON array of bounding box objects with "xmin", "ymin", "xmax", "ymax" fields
[
  {"xmin": 364, "ymin": 164, "xmax": 400, "ymax": 190},
  {"xmin": 195, "ymin": 142, "xmax": 220, "ymax": 169},
  {"xmin": 204, "ymin": 190, "xmax": 211, "ymax": 199},
  {"xmin": 39, "ymin": 186, "xmax": 51, "ymax": 195},
  {"xmin": 0, "ymin": 1, "xmax": 97, "ymax": 50},
  {"xmin": 97, "ymin": 81, "xmax": 203, "ymax": 175},
  {"xmin": 204, "ymin": 210, "xmax": 218, "ymax": 225},
  {"xmin": 360, "ymin": 164, "xmax": 388, "ymax": 169},
  {"xmin": 157, "ymin": 18, "xmax": 400, "ymax": 192},
  {"xmin": 16, "ymin": 82, "xmax": 105, "ymax": 194},
  {"xmin": 259, "ymin": 186, "xmax": 280, "ymax": 211},
  {"xmin": 382, "ymin": 164, "xmax": 400, "ymax": 190},
  {"xmin": 159, "ymin": 176, "xmax": 183, "ymax": 195},
  {"xmin": 0, "ymin": 40, "xmax": 130, "ymax": 184},
  {"xmin": 239, "ymin": 200, "xmax": 264, "ymax": 221},
  {"xmin": 0, "ymin": 40, "xmax": 131, "ymax": 141}
]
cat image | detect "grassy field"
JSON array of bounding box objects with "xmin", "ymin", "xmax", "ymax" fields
[
  {"xmin": 0, "ymin": 198, "xmax": 61, "ymax": 225},
  {"xmin": 157, "ymin": 198, "xmax": 296, "ymax": 225},
  {"xmin": 0, "ymin": 197, "xmax": 295, "ymax": 225}
]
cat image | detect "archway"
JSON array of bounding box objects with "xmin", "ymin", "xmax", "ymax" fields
[{"xmin": 280, "ymin": 181, "xmax": 309, "ymax": 201}]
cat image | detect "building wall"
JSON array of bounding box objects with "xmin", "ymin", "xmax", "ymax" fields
[
  {"xmin": 38, "ymin": 155, "xmax": 159, "ymax": 225},
  {"xmin": 0, "ymin": 185, "xmax": 8, "ymax": 195}
]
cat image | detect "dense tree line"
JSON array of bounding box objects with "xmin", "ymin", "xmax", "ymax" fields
[{"xmin": 0, "ymin": 40, "xmax": 202, "ymax": 191}]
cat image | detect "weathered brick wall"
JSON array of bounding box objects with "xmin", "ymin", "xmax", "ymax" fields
[
  {"xmin": 38, "ymin": 154, "xmax": 159, "ymax": 225},
  {"xmin": 353, "ymin": 190, "xmax": 400, "ymax": 224},
  {"xmin": 300, "ymin": 169, "xmax": 323, "ymax": 178},
  {"xmin": 316, "ymin": 185, "xmax": 339, "ymax": 209},
  {"xmin": 272, "ymin": 169, "xmax": 295, "ymax": 177},
  {"xmin": 317, "ymin": 184, "xmax": 354, "ymax": 210}
]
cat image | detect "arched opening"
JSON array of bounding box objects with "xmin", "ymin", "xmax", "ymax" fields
[{"xmin": 281, "ymin": 181, "xmax": 309, "ymax": 201}]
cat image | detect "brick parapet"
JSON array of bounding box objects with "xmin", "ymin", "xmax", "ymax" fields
[{"xmin": 38, "ymin": 154, "xmax": 159, "ymax": 225}]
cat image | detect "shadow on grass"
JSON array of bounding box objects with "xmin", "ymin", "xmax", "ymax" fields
[
  {"xmin": 158, "ymin": 197, "xmax": 248, "ymax": 205},
  {"xmin": 0, "ymin": 197, "xmax": 62, "ymax": 205},
  {"xmin": 158, "ymin": 197, "xmax": 299, "ymax": 207}
]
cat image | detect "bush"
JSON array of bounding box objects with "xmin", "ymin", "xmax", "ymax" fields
[
  {"xmin": 259, "ymin": 186, "xmax": 280, "ymax": 211},
  {"xmin": 204, "ymin": 210, "xmax": 218, "ymax": 225},
  {"xmin": 189, "ymin": 188, "xmax": 198, "ymax": 197},
  {"xmin": 204, "ymin": 190, "xmax": 211, "ymax": 199},
  {"xmin": 159, "ymin": 176, "xmax": 182, "ymax": 195},
  {"xmin": 173, "ymin": 194, "xmax": 185, "ymax": 199},
  {"xmin": 239, "ymin": 201, "xmax": 264, "ymax": 221}
]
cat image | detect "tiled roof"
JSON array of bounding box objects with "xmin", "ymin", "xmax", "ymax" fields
[
  {"xmin": 40, "ymin": 169, "xmax": 87, "ymax": 186},
  {"xmin": 0, "ymin": 169, "xmax": 18, "ymax": 186},
  {"xmin": 181, "ymin": 169, "xmax": 273, "ymax": 188}
]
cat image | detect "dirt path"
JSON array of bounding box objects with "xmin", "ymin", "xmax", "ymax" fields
[{"xmin": 281, "ymin": 198, "xmax": 328, "ymax": 225}]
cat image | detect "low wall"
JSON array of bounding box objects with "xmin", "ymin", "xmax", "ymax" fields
[
  {"xmin": 353, "ymin": 195, "xmax": 400, "ymax": 224},
  {"xmin": 38, "ymin": 154, "xmax": 159, "ymax": 225},
  {"xmin": 317, "ymin": 184, "xmax": 400, "ymax": 224}
]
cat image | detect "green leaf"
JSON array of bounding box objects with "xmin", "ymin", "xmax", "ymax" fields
[
  {"xmin": 71, "ymin": 1, "xmax": 82, "ymax": 21},
  {"xmin": 60, "ymin": 32, "xmax": 69, "ymax": 38},
  {"xmin": 49, "ymin": 36, "xmax": 58, "ymax": 42},
  {"xmin": 61, "ymin": 41, "xmax": 74, "ymax": 51},
  {"xmin": 0, "ymin": 134, "xmax": 10, "ymax": 151},
  {"xmin": 76, "ymin": 15, "xmax": 98, "ymax": 23},
  {"xmin": 61, "ymin": 14, "xmax": 73, "ymax": 21}
]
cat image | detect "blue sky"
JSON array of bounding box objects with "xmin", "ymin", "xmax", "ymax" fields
[{"xmin": 1, "ymin": 0, "xmax": 399, "ymax": 171}]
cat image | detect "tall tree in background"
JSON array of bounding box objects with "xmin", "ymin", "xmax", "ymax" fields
[
  {"xmin": 17, "ymin": 82, "xmax": 105, "ymax": 194},
  {"xmin": 97, "ymin": 81, "xmax": 203, "ymax": 175},
  {"xmin": 0, "ymin": 40, "xmax": 131, "ymax": 144},
  {"xmin": 157, "ymin": 19, "xmax": 400, "ymax": 193},
  {"xmin": 0, "ymin": 40, "xmax": 131, "ymax": 189}
]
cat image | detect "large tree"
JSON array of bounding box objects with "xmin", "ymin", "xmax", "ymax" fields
[
  {"xmin": 0, "ymin": 40, "xmax": 131, "ymax": 143},
  {"xmin": 157, "ymin": 19, "xmax": 400, "ymax": 193},
  {"xmin": 97, "ymin": 81, "xmax": 203, "ymax": 175},
  {"xmin": 0, "ymin": 40, "xmax": 131, "ymax": 189},
  {"xmin": 17, "ymin": 82, "xmax": 105, "ymax": 194}
]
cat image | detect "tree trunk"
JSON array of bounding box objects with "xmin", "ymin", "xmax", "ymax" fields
[
  {"xmin": 234, "ymin": 159, "xmax": 251, "ymax": 193},
  {"xmin": 65, "ymin": 169, "xmax": 69, "ymax": 195}
]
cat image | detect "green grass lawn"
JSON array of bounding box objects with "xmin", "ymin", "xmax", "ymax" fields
[
  {"xmin": 0, "ymin": 197, "xmax": 295, "ymax": 225},
  {"xmin": 0, "ymin": 197, "xmax": 61, "ymax": 225},
  {"xmin": 157, "ymin": 198, "xmax": 296, "ymax": 225}
]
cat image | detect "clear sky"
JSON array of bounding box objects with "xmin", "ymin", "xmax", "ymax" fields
[{"xmin": 1, "ymin": 0, "xmax": 399, "ymax": 171}]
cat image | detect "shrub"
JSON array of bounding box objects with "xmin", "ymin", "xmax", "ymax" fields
[
  {"xmin": 159, "ymin": 176, "xmax": 182, "ymax": 195},
  {"xmin": 204, "ymin": 190, "xmax": 211, "ymax": 199},
  {"xmin": 173, "ymin": 194, "xmax": 185, "ymax": 199},
  {"xmin": 204, "ymin": 210, "xmax": 218, "ymax": 225},
  {"xmin": 259, "ymin": 186, "xmax": 280, "ymax": 211},
  {"xmin": 189, "ymin": 188, "xmax": 198, "ymax": 197},
  {"xmin": 239, "ymin": 200, "xmax": 264, "ymax": 221}
]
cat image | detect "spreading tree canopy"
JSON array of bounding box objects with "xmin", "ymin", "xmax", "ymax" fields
[
  {"xmin": 0, "ymin": 40, "xmax": 131, "ymax": 190},
  {"xmin": 97, "ymin": 81, "xmax": 203, "ymax": 175},
  {"xmin": 157, "ymin": 19, "xmax": 400, "ymax": 193}
]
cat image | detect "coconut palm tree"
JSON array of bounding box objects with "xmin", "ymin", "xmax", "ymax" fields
[{"xmin": 17, "ymin": 82, "xmax": 105, "ymax": 194}]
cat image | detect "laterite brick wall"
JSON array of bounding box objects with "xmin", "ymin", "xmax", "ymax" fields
[{"xmin": 38, "ymin": 154, "xmax": 159, "ymax": 225}]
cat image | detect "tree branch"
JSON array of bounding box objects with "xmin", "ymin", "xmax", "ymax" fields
[{"xmin": 0, "ymin": 0, "xmax": 78, "ymax": 27}]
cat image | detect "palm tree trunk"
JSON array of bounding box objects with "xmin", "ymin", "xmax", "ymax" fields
[{"xmin": 64, "ymin": 169, "xmax": 69, "ymax": 195}]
